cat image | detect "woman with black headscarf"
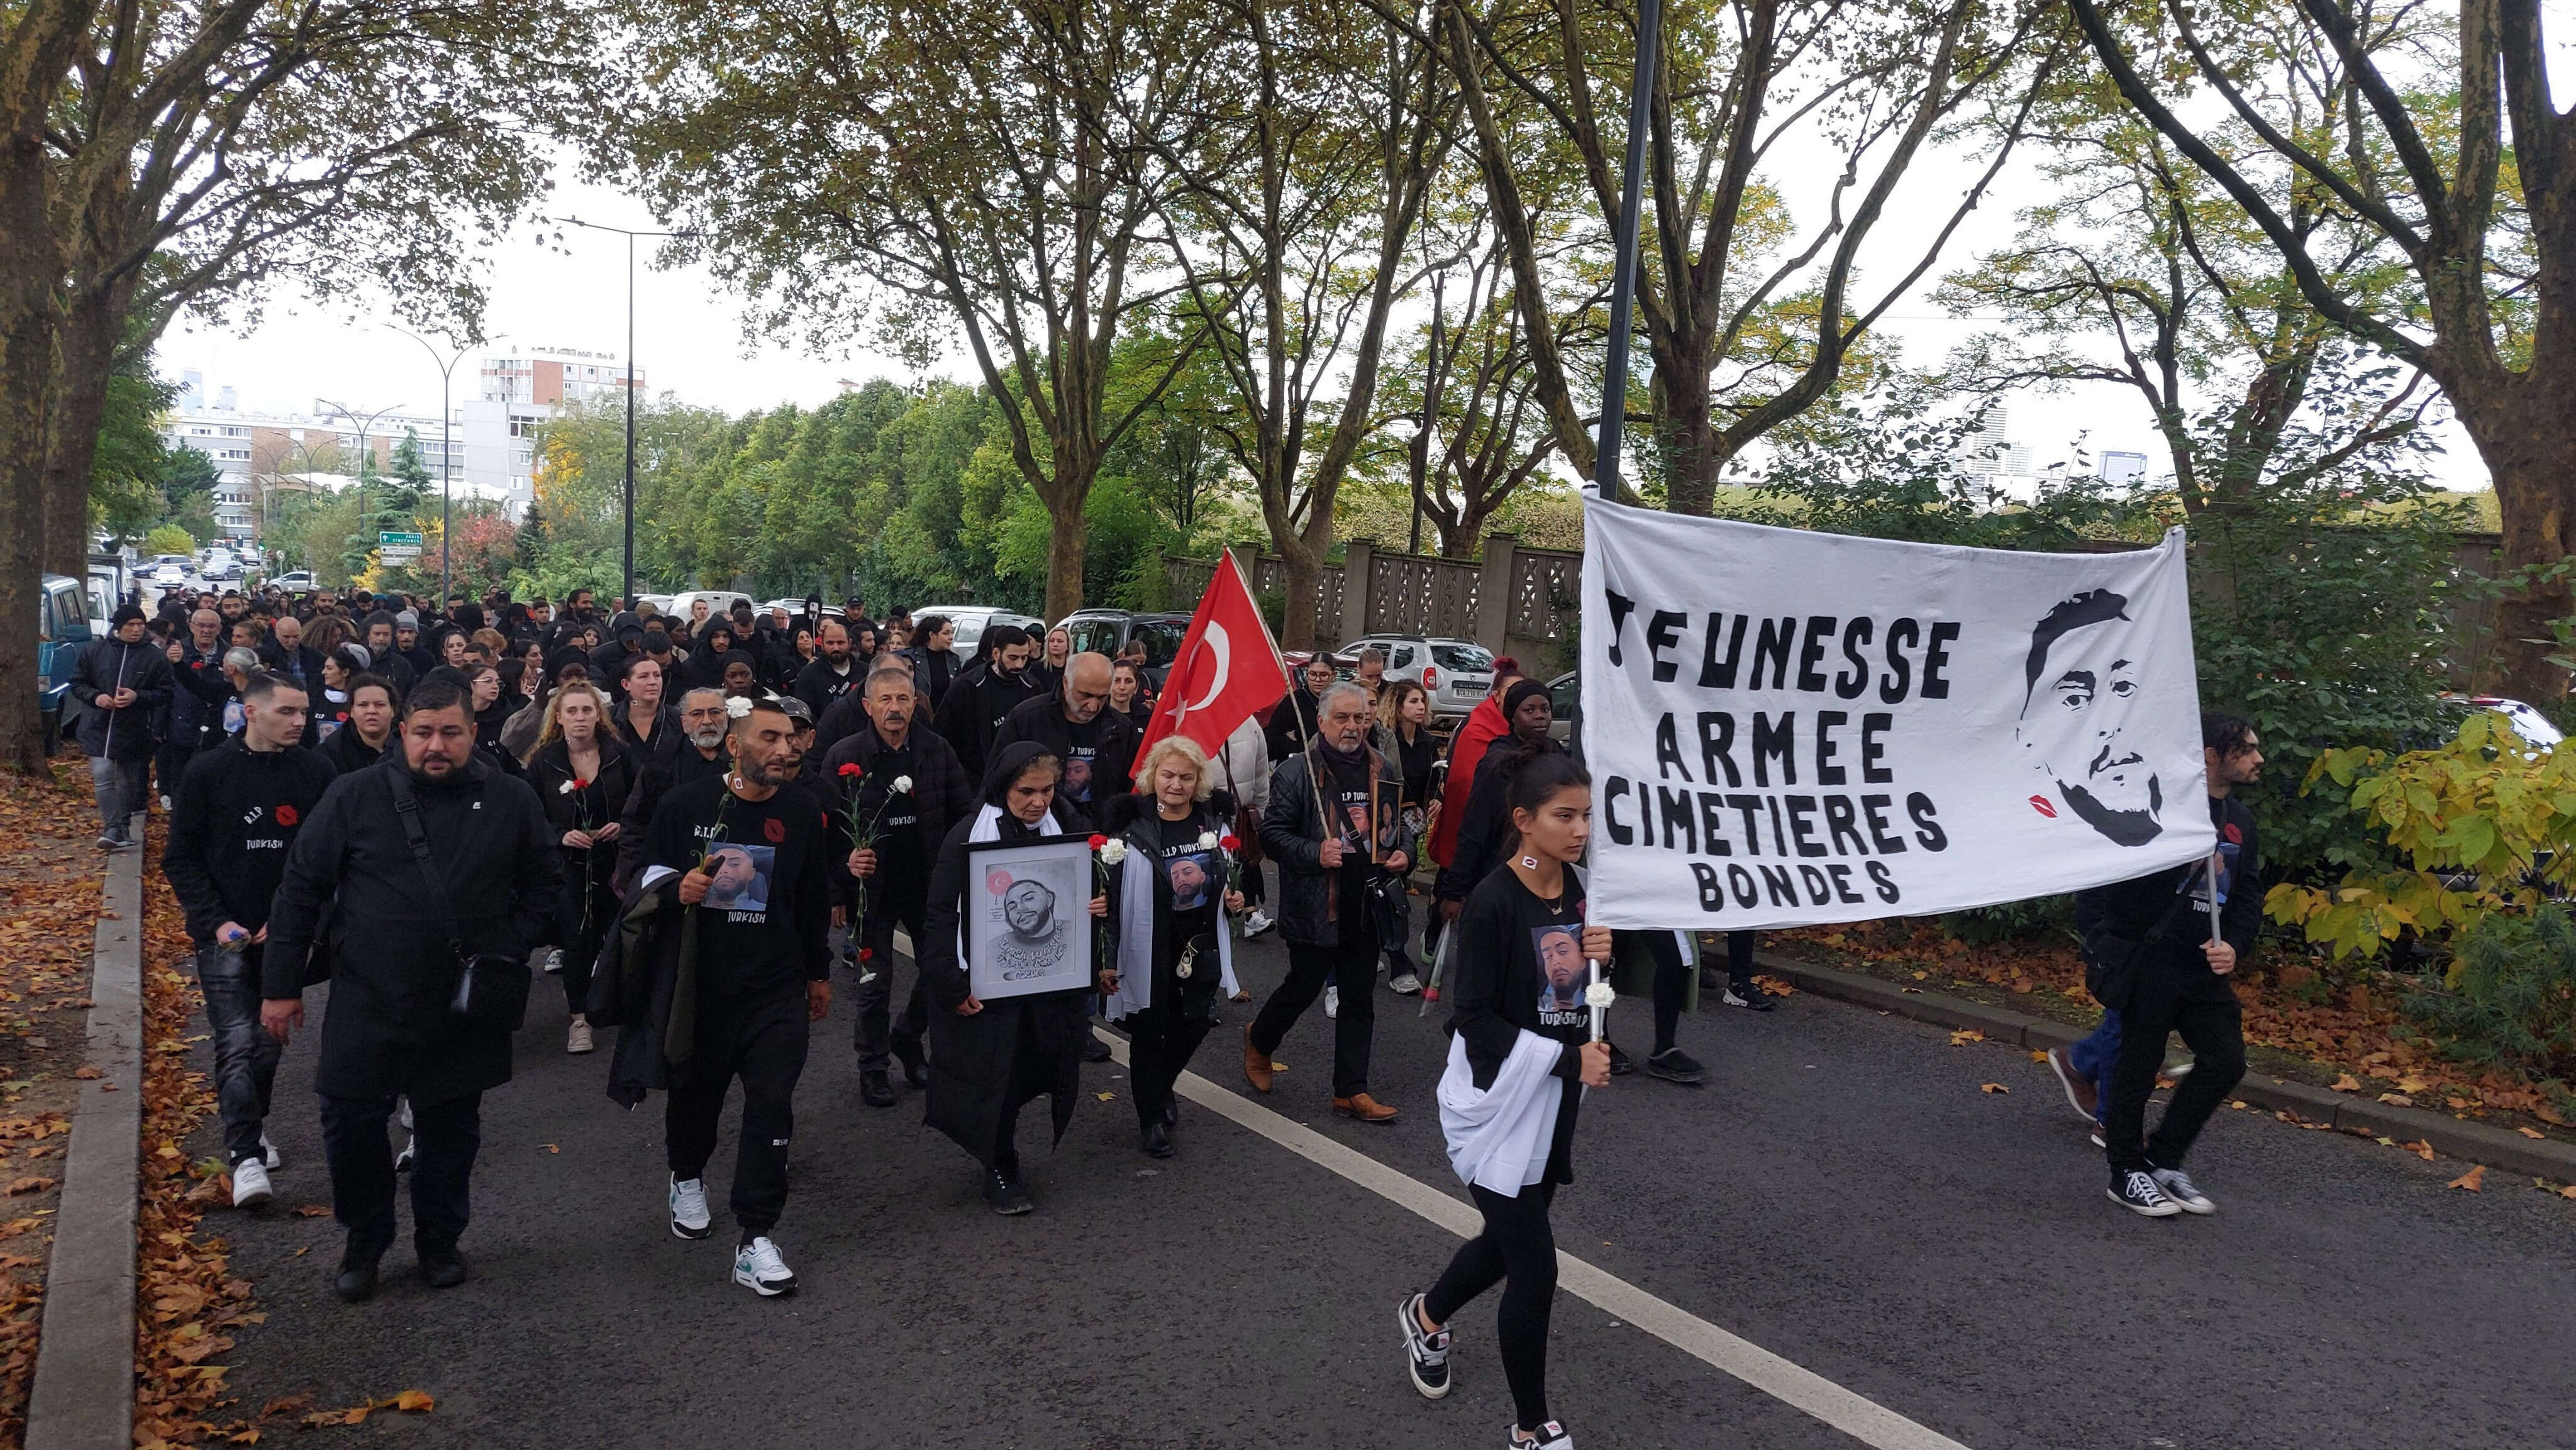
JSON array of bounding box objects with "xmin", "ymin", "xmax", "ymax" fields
[{"xmin": 920, "ymin": 739, "xmax": 1106, "ymax": 1215}]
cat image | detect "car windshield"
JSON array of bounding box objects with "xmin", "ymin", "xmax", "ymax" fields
[
  {"xmin": 1065, "ymin": 618, "xmax": 1123, "ymax": 656},
  {"xmin": 1430, "ymin": 641, "xmax": 1494, "ymax": 672},
  {"xmin": 1128, "ymin": 619, "xmax": 1187, "ymax": 667}
]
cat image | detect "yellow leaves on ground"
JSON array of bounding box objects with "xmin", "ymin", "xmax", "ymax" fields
[
  {"xmin": 2448, "ymin": 1165, "xmax": 2486, "ymax": 1192},
  {"xmin": 2517, "ymin": 1126, "xmax": 2546, "ymax": 1140},
  {"xmin": 298, "ymin": 1389, "xmax": 436, "ymax": 1427},
  {"xmin": 1979, "ymin": 1083, "xmax": 2008, "ymax": 1095},
  {"xmin": 2333, "ymin": 1073, "xmax": 2363, "ymax": 1092},
  {"xmin": 1948, "ymin": 1029, "xmax": 1983, "ymax": 1046}
]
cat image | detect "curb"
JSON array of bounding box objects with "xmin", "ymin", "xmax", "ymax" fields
[
  {"xmin": 1758, "ymin": 951, "xmax": 2576, "ymax": 1185},
  {"xmin": 26, "ymin": 817, "xmax": 145, "ymax": 1450}
]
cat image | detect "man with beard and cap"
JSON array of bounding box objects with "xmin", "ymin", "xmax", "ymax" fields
[
  {"xmin": 987, "ymin": 653, "xmax": 1135, "ymax": 833},
  {"xmin": 258, "ymin": 675, "xmax": 558, "ymax": 1302},
  {"xmin": 616, "ymin": 687, "xmax": 736, "ymax": 891},
  {"xmin": 792, "ymin": 617, "xmax": 863, "ymax": 721},
  {"xmin": 921, "ymin": 741, "xmax": 1106, "ymax": 1214},
  {"xmin": 613, "ymin": 695, "xmax": 833, "ymax": 1296},
  {"xmin": 934, "ymin": 623, "xmax": 1043, "ymax": 785},
  {"xmin": 823, "ymin": 659, "xmax": 974, "ymax": 1107},
  {"xmin": 360, "ymin": 611, "xmax": 417, "ymax": 694}
]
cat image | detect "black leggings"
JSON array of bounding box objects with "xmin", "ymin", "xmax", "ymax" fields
[
  {"xmin": 1613, "ymin": 929, "xmax": 1694, "ymax": 1055},
  {"xmin": 1425, "ymin": 1180, "xmax": 1559, "ymax": 1431}
]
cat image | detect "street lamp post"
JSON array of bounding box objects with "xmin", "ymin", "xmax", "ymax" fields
[
  {"xmin": 386, "ymin": 326, "xmax": 480, "ymax": 605},
  {"xmin": 1593, "ymin": 0, "xmax": 1662, "ymax": 508},
  {"xmin": 552, "ymin": 216, "xmax": 698, "ymax": 608},
  {"xmin": 315, "ymin": 397, "xmax": 407, "ymax": 584}
]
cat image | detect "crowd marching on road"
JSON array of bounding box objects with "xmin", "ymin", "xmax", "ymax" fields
[{"xmin": 81, "ymin": 576, "xmax": 2270, "ymax": 1450}]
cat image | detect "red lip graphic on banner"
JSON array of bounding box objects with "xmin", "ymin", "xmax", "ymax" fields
[
  {"xmin": 762, "ymin": 816, "xmax": 787, "ymax": 844},
  {"xmin": 275, "ymin": 804, "xmax": 299, "ymax": 827},
  {"xmin": 2028, "ymin": 795, "xmax": 2056, "ymax": 819}
]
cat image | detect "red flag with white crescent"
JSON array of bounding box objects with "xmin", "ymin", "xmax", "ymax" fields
[{"xmin": 1130, "ymin": 554, "xmax": 1288, "ymax": 778}]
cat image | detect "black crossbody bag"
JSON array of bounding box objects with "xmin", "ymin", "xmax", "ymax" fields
[{"xmin": 386, "ymin": 767, "xmax": 532, "ymax": 1031}]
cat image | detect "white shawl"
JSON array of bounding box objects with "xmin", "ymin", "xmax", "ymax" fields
[
  {"xmin": 954, "ymin": 801, "xmax": 1070, "ymax": 974},
  {"xmin": 1437, "ymin": 1029, "xmax": 1565, "ymax": 1195},
  {"xmin": 1102, "ymin": 820, "xmax": 1238, "ymax": 1020}
]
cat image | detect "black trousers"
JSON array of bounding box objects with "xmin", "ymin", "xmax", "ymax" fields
[
  {"xmin": 1250, "ymin": 929, "xmax": 1378, "ymax": 1097},
  {"xmin": 322, "ymin": 1090, "xmax": 480, "ymax": 1264},
  {"xmin": 667, "ymin": 988, "xmax": 811, "ymax": 1236},
  {"xmin": 196, "ymin": 946, "xmax": 281, "ymax": 1165},
  {"xmin": 2102, "ymin": 974, "xmax": 2248, "ymax": 1175},
  {"xmin": 850, "ymin": 893, "xmax": 931, "ymax": 1071},
  {"xmin": 1426, "ymin": 1180, "xmax": 1560, "ymax": 1432},
  {"xmin": 557, "ymin": 860, "xmax": 617, "ymax": 1015},
  {"xmin": 1613, "ymin": 929, "xmax": 1694, "ymax": 1054},
  {"xmin": 1123, "ymin": 965, "xmax": 1220, "ymax": 1131}
]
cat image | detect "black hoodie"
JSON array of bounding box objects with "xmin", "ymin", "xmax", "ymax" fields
[{"xmin": 163, "ymin": 736, "xmax": 340, "ymax": 943}]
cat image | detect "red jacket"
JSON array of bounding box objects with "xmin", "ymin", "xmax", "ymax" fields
[{"xmin": 1428, "ymin": 693, "xmax": 1509, "ymax": 867}]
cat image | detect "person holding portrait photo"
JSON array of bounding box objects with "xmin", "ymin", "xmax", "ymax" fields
[{"xmin": 921, "ymin": 741, "xmax": 1109, "ymax": 1215}]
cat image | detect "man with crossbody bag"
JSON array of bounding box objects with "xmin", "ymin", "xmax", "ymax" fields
[{"xmin": 263, "ymin": 675, "xmax": 560, "ymax": 1302}]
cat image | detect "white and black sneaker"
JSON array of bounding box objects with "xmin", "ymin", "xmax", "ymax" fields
[
  {"xmin": 1324, "ymin": 984, "xmax": 1339, "ymax": 1019},
  {"xmin": 1242, "ymin": 910, "xmax": 1275, "ymax": 938},
  {"xmin": 260, "ymin": 1133, "xmax": 282, "ymax": 1170},
  {"xmin": 2150, "ymin": 1166, "xmax": 2216, "ymax": 1215},
  {"xmin": 230, "ymin": 1157, "xmax": 273, "ymax": 1209},
  {"xmin": 1391, "ymin": 972, "xmax": 1423, "ymax": 995},
  {"xmin": 1397, "ymin": 1293, "xmax": 1450, "ymax": 1398},
  {"xmin": 1509, "ymin": 1421, "xmax": 1575, "ymax": 1449},
  {"xmin": 2108, "ymin": 1168, "xmax": 2182, "ymax": 1217},
  {"xmin": 669, "ymin": 1175, "xmax": 713, "ymax": 1239},
  {"xmin": 1720, "ymin": 983, "xmax": 1775, "ymax": 1012},
  {"xmin": 543, "ymin": 948, "xmax": 564, "ymax": 975},
  {"xmin": 732, "ymin": 1236, "xmax": 797, "ymax": 1297}
]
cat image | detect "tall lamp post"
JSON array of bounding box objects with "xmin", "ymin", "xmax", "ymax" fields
[
  {"xmin": 552, "ymin": 216, "xmax": 698, "ymax": 608},
  {"xmin": 1592, "ymin": 0, "xmax": 1661, "ymax": 508},
  {"xmin": 385, "ymin": 326, "xmax": 481, "ymax": 605},
  {"xmin": 316, "ymin": 397, "xmax": 407, "ymax": 584}
]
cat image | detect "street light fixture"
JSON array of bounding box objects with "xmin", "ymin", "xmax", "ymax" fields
[
  {"xmin": 315, "ymin": 397, "xmax": 408, "ymax": 584},
  {"xmin": 384, "ymin": 324, "xmax": 487, "ymax": 606},
  {"xmin": 549, "ymin": 216, "xmax": 701, "ymax": 609}
]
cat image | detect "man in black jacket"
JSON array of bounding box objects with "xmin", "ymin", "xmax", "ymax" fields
[
  {"xmin": 2076, "ymin": 712, "xmax": 2261, "ymax": 1219},
  {"xmin": 358, "ymin": 611, "xmax": 417, "ymax": 694},
  {"xmin": 164, "ymin": 672, "xmax": 336, "ymax": 1209},
  {"xmin": 74, "ymin": 606, "xmax": 175, "ymax": 850},
  {"xmin": 792, "ymin": 617, "xmax": 863, "ymax": 721},
  {"xmin": 260, "ymin": 675, "xmax": 559, "ymax": 1301},
  {"xmin": 987, "ymin": 653, "xmax": 1133, "ymax": 831},
  {"xmin": 823, "ymin": 661, "xmax": 974, "ymax": 1107},
  {"xmin": 164, "ymin": 607, "xmax": 232, "ymax": 794},
  {"xmin": 1264, "ymin": 654, "xmax": 1338, "ymax": 762},
  {"xmin": 616, "ymin": 687, "xmax": 734, "ymax": 891},
  {"xmin": 1246, "ymin": 682, "xmax": 1408, "ymax": 1123},
  {"xmin": 933, "ymin": 624, "xmax": 1041, "ymax": 784}
]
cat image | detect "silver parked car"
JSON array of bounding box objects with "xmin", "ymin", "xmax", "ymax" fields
[
  {"xmin": 912, "ymin": 606, "xmax": 1044, "ymax": 656},
  {"xmin": 1341, "ymin": 634, "xmax": 1496, "ymax": 720}
]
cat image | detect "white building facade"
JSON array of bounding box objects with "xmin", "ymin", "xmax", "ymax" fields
[{"xmin": 459, "ymin": 346, "xmax": 643, "ymax": 516}]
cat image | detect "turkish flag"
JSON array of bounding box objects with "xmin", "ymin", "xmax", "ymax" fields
[{"xmin": 1131, "ymin": 554, "xmax": 1288, "ymax": 778}]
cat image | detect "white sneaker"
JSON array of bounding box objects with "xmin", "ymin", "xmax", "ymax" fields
[
  {"xmin": 1243, "ymin": 910, "xmax": 1274, "ymax": 937},
  {"xmin": 1390, "ymin": 973, "xmax": 1423, "ymax": 995},
  {"xmin": 1324, "ymin": 984, "xmax": 1339, "ymax": 1019},
  {"xmin": 566, "ymin": 1017, "xmax": 595, "ymax": 1054},
  {"xmin": 543, "ymin": 948, "xmax": 564, "ymax": 975},
  {"xmin": 1510, "ymin": 1422, "xmax": 1575, "ymax": 1449},
  {"xmin": 260, "ymin": 1133, "xmax": 282, "ymax": 1170},
  {"xmin": 394, "ymin": 1138, "xmax": 415, "ymax": 1172},
  {"xmin": 733, "ymin": 1235, "xmax": 797, "ymax": 1296},
  {"xmin": 230, "ymin": 1158, "xmax": 273, "ymax": 1209},
  {"xmin": 2150, "ymin": 1166, "xmax": 2217, "ymax": 1215},
  {"xmin": 669, "ymin": 1175, "xmax": 712, "ymax": 1240}
]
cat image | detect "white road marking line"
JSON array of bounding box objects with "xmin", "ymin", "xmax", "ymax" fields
[{"xmin": 1101, "ymin": 1027, "xmax": 1974, "ymax": 1450}]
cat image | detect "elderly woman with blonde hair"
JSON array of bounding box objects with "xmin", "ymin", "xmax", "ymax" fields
[{"xmin": 1098, "ymin": 734, "xmax": 1245, "ymax": 1159}]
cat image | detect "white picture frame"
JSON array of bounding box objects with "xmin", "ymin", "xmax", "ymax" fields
[{"xmin": 964, "ymin": 835, "xmax": 1096, "ymax": 1000}]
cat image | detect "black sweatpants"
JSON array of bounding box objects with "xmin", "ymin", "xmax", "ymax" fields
[
  {"xmin": 850, "ymin": 894, "xmax": 931, "ymax": 1070},
  {"xmin": 666, "ymin": 987, "xmax": 811, "ymax": 1237},
  {"xmin": 322, "ymin": 1090, "xmax": 479, "ymax": 1264},
  {"xmin": 1250, "ymin": 929, "xmax": 1379, "ymax": 1097},
  {"xmin": 1426, "ymin": 1180, "xmax": 1560, "ymax": 1432},
  {"xmin": 1613, "ymin": 929, "xmax": 1693, "ymax": 1055},
  {"xmin": 1123, "ymin": 966, "xmax": 1220, "ymax": 1131},
  {"xmin": 2102, "ymin": 974, "xmax": 2247, "ymax": 1176}
]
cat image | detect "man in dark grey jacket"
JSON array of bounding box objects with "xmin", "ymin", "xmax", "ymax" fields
[
  {"xmin": 1245, "ymin": 682, "xmax": 1408, "ymax": 1123},
  {"xmin": 73, "ymin": 606, "xmax": 175, "ymax": 849},
  {"xmin": 260, "ymin": 675, "xmax": 559, "ymax": 1302}
]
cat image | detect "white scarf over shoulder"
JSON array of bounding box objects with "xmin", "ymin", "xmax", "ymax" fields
[
  {"xmin": 1437, "ymin": 1029, "xmax": 1564, "ymax": 1195},
  {"xmin": 1102, "ymin": 819, "xmax": 1238, "ymax": 1019}
]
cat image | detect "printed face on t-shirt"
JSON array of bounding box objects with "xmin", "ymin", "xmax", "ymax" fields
[
  {"xmin": 704, "ymin": 844, "xmax": 774, "ymax": 914},
  {"xmin": 1535, "ymin": 926, "xmax": 1585, "ymax": 1017},
  {"xmin": 1165, "ymin": 851, "xmax": 1211, "ymax": 910},
  {"xmin": 1063, "ymin": 755, "xmax": 1093, "ymax": 800}
]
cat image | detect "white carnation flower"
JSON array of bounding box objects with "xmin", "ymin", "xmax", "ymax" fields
[
  {"xmin": 724, "ymin": 695, "xmax": 753, "ymax": 719},
  {"xmin": 1099, "ymin": 839, "xmax": 1128, "ymax": 865},
  {"xmin": 892, "ymin": 774, "xmax": 914, "ymax": 794},
  {"xmin": 1583, "ymin": 981, "xmax": 1617, "ymax": 1010},
  {"xmin": 1198, "ymin": 830, "xmax": 1218, "ymax": 850},
  {"xmin": 558, "ymin": 779, "xmax": 577, "ymax": 794}
]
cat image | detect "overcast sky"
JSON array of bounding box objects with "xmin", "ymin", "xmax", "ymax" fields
[{"xmin": 165, "ymin": 19, "xmax": 2549, "ymax": 501}]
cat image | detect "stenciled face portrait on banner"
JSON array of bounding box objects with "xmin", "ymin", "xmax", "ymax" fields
[{"xmin": 2014, "ymin": 589, "xmax": 2165, "ymax": 848}]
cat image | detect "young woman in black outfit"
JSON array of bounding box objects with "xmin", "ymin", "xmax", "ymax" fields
[
  {"xmin": 1399, "ymin": 753, "xmax": 1611, "ymax": 1450},
  {"xmin": 1375, "ymin": 679, "xmax": 1437, "ymax": 992},
  {"xmin": 527, "ymin": 682, "xmax": 635, "ymax": 1055}
]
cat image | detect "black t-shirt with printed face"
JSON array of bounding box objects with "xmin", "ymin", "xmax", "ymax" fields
[
  {"xmin": 1155, "ymin": 812, "xmax": 1219, "ymax": 940},
  {"xmin": 1061, "ymin": 716, "xmax": 1102, "ymax": 805},
  {"xmin": 1323, "ymin": 750, "xmax": 1386, "ymax": 941},
  {"xmin": 644, "ymin": 774, "xmax": 833, "ymax": 1000},
  {"xmin": 1449, "ymin": 865, "xmax": 1591, "ymax": 1183}
]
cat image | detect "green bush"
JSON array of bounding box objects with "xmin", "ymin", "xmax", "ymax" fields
[
  {"xmin": 2401, "ymin": 904, "xmax": 2576, "ymax": 1096},
  {"xmin": 1938, "ymin": 894, "xmax": 2076, "ymax": 946}
]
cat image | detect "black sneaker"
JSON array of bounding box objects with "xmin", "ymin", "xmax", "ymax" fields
[
  {"xmin": 1721, "ymin": 983, "xmax": 1775, "ymax": 1012},
  {"xmin": 1509, "ymin": 1421, "xmax": 1575, "ymax": 1448},
  {"xmin": 2107, "ymin": 1168, "xmax": 2182, "ymax": 1217},
  {"xmin": 1606, "ymin": 1041, "xmax": 1636, "ymax": 1076},
  {"xmin": 419, "ymin": 1248, "xmax": 469, "ymax": 1290},
  {"xmin": 1081, "ymin": 1036, "xmax": 1113, "ymax": 1063},
  {"xmin": 986, "ymin": 1166, "xmax": 1033, "ymax": 1215},
  {"xmin": 891, "ymin": 1035, "xmax": 929, "ymax": 1087},
  {"xmin": 1397, "ymin": 1293, "xmax": 1450, "ymax": 1398},
  {"xmin": 1643, "ymin": 1048, "xmax": 1705, "ymax": 1085},
  {"xmin": 860, "ymin": 1070, "xmax": 897, "ymax": 1108}
]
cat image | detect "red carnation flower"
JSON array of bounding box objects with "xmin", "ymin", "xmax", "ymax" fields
[
  {"xmin": 858, "ymin": 947, "xmax": 874, "ymax": 962},
  {"xmin": 838, "ymin": 763, "xmax": 864, "ymax": 778},
  {"xmin": 1087, "ymin": 833, "xmax": 1108, "ymax": 849},
  {"xmin": 275, "ymin": 804, "xmax": 299, "ymax": 827},
  {"xmin": 1219, "ymin": 834, "xmax": 1240, "ymax": 851},
  {"xmin": 572, "ymin": 778, "xmax": 589, "ymax": 790}
]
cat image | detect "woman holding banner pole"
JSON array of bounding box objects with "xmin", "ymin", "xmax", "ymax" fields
[{"xmin": 1400, "ymin": 753, "xmax": 1611, "ymax": 1449}]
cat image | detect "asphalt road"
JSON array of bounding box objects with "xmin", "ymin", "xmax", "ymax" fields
[{"xmin": 191, "ymin": 907, "xmax": 2576, "ymax": 1449}]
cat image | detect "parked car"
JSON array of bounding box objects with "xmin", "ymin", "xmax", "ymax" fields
[
  {"xmin": 665, "ymin": 589, "xmax": 754, "ymax": 623},
  {"xmin": 1058, "ymin": 609, "xmax": 1191, "ymax": 680},
  {"xmin": 148, "ymin": 554, "xmax": 193, "ymax": 587},
  {"xmin": 913, "ymin": 605, "xmax": 1044, "ymax": 657},
  {"xmin": 199, "ymin": 548, "xmax": 238, "ymax": 579},
  {"xmin": 268, "ymin": 570, "xmax": 316, "ymax": 592},
  {"xmin": 2439, "ymin": 694, "xmax": 2563, "ymax": 750},
  {"xmin": 35, "ymin": 573, "xmax": 94, "ymax": 752},
  {"xmin": 1340, "ymin": 634, "xmax": 1497, "ymax": 720}
]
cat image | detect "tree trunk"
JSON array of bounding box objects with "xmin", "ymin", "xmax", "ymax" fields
[
  {"xmin": 0, "ymin": 129, "xmax": 62, "ymax": 773},
  {"xmin": 42, "ymin": 285, "xmax": 122, "ymax": 578},
  {"xmin": 2460, "ymin": 386, "xmax": 2576, "ymax": 700},
  {"xmin": 1655, "ymin": 345, "xmax": 1721, "ymax": 516},
  {"xmin": 1041, "ymin": 481, "xmax": 1088, "ymax": 623},
  {"xmin": 1275, "ymin": 541, "xmax": 1319, "ymax": 651}
]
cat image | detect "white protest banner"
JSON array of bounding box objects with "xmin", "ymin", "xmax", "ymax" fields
[{"xmin": 1579, "ymin": 496, "xmax": 2210, "ymax": 929}]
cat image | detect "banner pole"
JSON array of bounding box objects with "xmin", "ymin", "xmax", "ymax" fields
[{"xmin": 1593, "ymin": 0, "xmax": 1662, "ymax": 507}]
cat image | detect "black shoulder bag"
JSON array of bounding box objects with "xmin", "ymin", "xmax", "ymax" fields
[{"xmin": 386, "ymin": 767, "xmax": 533, "ymax": 1031}]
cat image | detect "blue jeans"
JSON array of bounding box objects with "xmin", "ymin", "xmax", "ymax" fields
[
  {"xmin": 2067, "ymin": 1009, "xmax": 2123, "ymax": 1125},
  {"xmin": 196, "ymin": 947, "xmax": 282, "ymax": 1165}
]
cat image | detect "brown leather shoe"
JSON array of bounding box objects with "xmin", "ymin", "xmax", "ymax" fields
[
  {"xmin": 1243, "ymin": 1027, "xmax": 1274, "ymax": 1093},
  {"xmin": 1334, "ymin": 1093, "xmax": 1398, "ymax": 1123}
]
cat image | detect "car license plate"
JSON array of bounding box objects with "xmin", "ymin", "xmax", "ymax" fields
[{"xmin": 1457, "ymin": 681, "xmax": 1487, "ymax": 696}]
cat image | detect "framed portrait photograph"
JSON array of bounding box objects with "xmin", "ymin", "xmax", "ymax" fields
[{"xmin": 964, "ymin": 836, "xmax": 1096, "ymax": 1000}]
